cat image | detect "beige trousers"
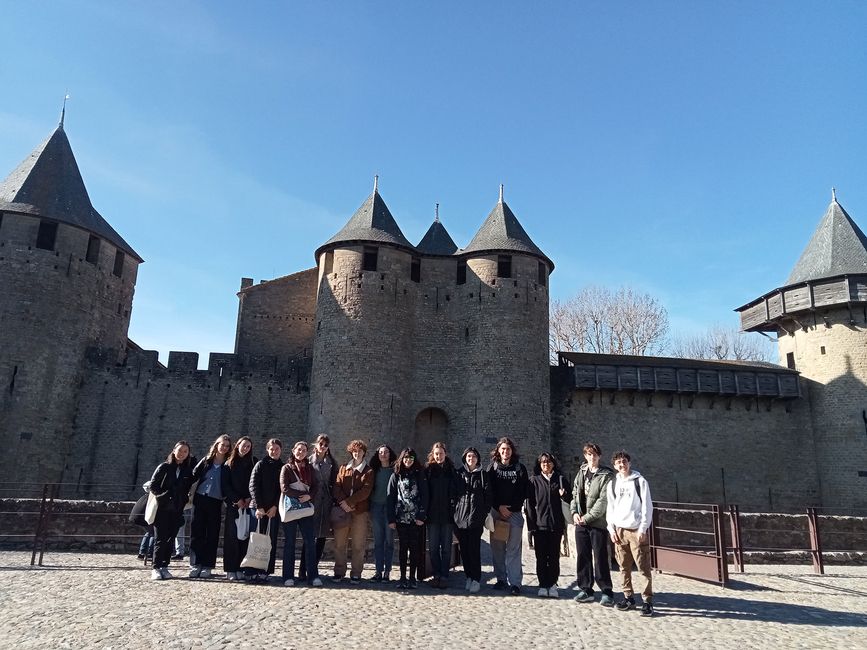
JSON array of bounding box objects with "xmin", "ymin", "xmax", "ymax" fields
[
  {"xmin": 613, "ymin": 527, "xmax": 653, "ymax": 601},
  {"xmin": 333, "ymin": 510, "xmax": 369, "ymax": 579}
]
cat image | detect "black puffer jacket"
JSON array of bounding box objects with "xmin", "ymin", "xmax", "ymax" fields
[
  {"xmin": 249, "ymin": 456, "xmax": 283, "ymax": 510},
  {"xmin": 525, "ymin": 470, "xmax": 572, "ymax": 533},
  {"xmin": 222, "ymin": 455, "xmax": 256, "ymax": 506},
  {"xmin": 148, "ymin": 460, "xmax": 194, "ymax": 512},
  {"xmin": 454, "ymin": 465, "xmax": 492, "ymax": 529},
  {"xmin": 425, "ymin": 461, "xmax": 458, "ymax": 525}
]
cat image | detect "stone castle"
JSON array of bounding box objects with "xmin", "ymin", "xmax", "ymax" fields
[{"xmin": 1, "ymin": 122, "xmax": 864, "ymax": 512}]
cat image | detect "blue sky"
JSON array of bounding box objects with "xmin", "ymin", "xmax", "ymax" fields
[{"xmin": 2, "ymin": 1, "xmax": 866, "ymax": 365}]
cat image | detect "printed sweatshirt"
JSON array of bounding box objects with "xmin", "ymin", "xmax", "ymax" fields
[{"xmin": 605, "ymin": 470, "xmax": 653, "ymax": 536}]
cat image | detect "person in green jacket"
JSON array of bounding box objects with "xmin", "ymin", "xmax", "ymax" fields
[{"xmin": 570, "ymin": 442, "xmax": 615, "ymax": 605}]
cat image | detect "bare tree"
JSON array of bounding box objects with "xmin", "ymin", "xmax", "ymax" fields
[
  {"xmin": 669, "ymin": 325, "xmax": 774, "ymax": 362},
  {"xmin": 550, "ymin": 286, "xmax": 669, "ymax": 359}
]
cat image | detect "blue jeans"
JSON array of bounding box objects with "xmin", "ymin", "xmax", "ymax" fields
[
  {"xmin": 427, "ymin": 522, "xmax": 453, "ymax": 580},
  {"xmin": 370, "ymin": 502, "xmax": 394, "ymax": 576},
  {"xmin": 491, "ymin": 511, "xmax": 524, "ymax": 586},
  {"xmin": 282, "ymin": 516, "xmax": 317, "ymax": 582}
]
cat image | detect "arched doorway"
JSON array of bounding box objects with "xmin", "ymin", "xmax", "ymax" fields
[{"xmin": 413, "ymin": 408, "xmax": 448, "ymax": 455}]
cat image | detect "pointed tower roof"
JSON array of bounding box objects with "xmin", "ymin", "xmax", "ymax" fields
[
  {"xmin": 0, "ymin": 126, "xmax": 142, "ymax": 261},
  {"xmin": 416, "ymin": 205, "xmax": 458, "ymax": 256},
  {"xmin": 462, "ymin": 187, "xmax": 553, "ymax": 269},
  {"xmin": 786, "ymin": 194, "xmax": 867, "ymax": 284},
  {"xmin": 315, "ymin": 185, "xmax": 414, "ymax": 260}
]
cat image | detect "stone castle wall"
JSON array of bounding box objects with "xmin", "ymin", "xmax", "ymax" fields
[
  {"xmin": 234, "ymin": 268, "xmax": 318, "ymax": 358},
  {"xmin": 65, "ymin": 349, "xmax": 311, "ymax": 499},
  {"xmin": 778, "ymin": 306, "xmax": 867, "ymax": 511},
  {"xmin": 550, "ymin": 367, "xmax": 821, "ymax": 511},
  {"xmin": 0, "ymin": 212, "xmax": 138, "ymax": 486}
]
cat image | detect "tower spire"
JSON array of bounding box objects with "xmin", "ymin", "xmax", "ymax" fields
[
  {"xmin": 435, "ymin": 202, "xmax": 439, "ymax": 222},
  {"xmin": 832, "ymin": 187, "xmax": 837, "ymax": 203},
  {"xmin": 373, "ymin": 174, "xmax": 379, "ymax": 193},
  {"xmin": 498, "ymin": 183, "xmax": 504, "ymax": 203},
  {"xmin": 59, "ymin": 92, "xmax": 70, "ymax": 129}
]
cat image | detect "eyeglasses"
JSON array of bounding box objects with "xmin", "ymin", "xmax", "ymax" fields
[{"xmin": 404, "ymin": 455, "xmax": 415, "ymax": 460}]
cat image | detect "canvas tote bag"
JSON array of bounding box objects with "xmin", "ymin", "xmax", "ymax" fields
[{"xmin": 240, "ymin": 519, "xmax": 272, "ymax": 571}]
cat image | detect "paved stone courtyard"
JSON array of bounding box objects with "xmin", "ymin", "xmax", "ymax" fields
[{"xmin": 1, "ymin": 544, "xmax": 865, "ymax": 649}]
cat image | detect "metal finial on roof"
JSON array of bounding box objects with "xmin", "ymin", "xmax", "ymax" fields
[
  {"xmin": 832, "ymin": 187, "xmax": 837, "ymax": 202},
  {"xmin": 373, "ymin": 174, "xmax": 379, "ymax": 193},
  {"xmin": 498, "ymin": 184, "xmax": 504, "ymax": 203},
  {"xmin": 435, "ymin": 203, "xmax": 439, "ymax": 222},
  {"xmin": 59, "ymin": 92, "xmax": 70, "ymax": 128}
]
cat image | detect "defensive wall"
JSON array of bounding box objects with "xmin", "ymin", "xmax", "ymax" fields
[
  {"xmin": 550, "ymin": 354, "xmax": 821, "ymax": 512},
  {"xmin": 65, "ymin": 347, "xmax": 311, "ymax": 499}
]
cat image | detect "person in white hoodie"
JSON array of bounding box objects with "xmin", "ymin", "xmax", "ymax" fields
[{"xmin": 605, "ymin": 449, "xmax": 654, "ymax": 617}]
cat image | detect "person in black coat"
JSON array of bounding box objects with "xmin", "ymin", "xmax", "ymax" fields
[
  {"xmin": 525, "ymin": 452, "xmax": 572, "ymax": 598},
  {"xmin": 247, "ymin": 438, "xmax": 283, "ymax": 580},
  {"xmin": 188, "ymin": 434, "xmax": 232, "ymax": 578},
  {"xmin": 148, "ymin": 441, "xmax": 194, "ymax": 580},
  {"xmin": 221, "ymin": 436, "xmax": 256, "ymax": 580},
  {"xmin": 454, "ymin": 446, "xmax": 492, "ymax": 594},
  {"xmin": 425, "ymin": 442, "xmax": 458, "ymax": 588}
]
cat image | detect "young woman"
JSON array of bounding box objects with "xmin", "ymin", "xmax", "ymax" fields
[
  {"xmin": 387, "ymin": 447, "xmax": 428, "ymax": 590},
  {"xmin": 222, "ymin": 436, "xmax": 256, "ymax": 581},
  {"xmin": 454, "ymin": 446, "xmax": 492, "ymax": 594},
  {"xmin": 425, "ymin": 441, "xmax": 457, "ymax": 588},
  {"xmin": 525, "ymin": 452, "xmax": 572, "ymax": 598},
  {"xmin": 331, "ymin": 439, "xmax": 374, "ymax": 584},
  {"xmin": 487, "ymin": 436, "xmax": 529, "ymax": 595},
  {"xmin": 247, "ymin": 438, "xmax": 283, "ymax": 581},
  {"xmin": 299, "ymin": 434, "xmax": 337, "ymax": 582},
  {"xmin": 147, "ymin": 440, "xmax": 194, "ymax": 580},
  {"xmin": 188, "ymin": 434, "xmax": 232, "ymax": 578},
  {"xmin": 280, "ymin": 441, "xmax": 321, "ymax": 587},
  {"xmin": 369, "ymin": 444, "xmax": 396, "ymax": 582}
]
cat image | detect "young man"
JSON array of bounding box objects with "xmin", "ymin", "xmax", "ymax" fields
[
  {"xmin": 571, "ymin": 442, "xmax": 615, "ymax": 606},
  {"xmin": 606, "ymin": 449, "xmax": 654, "ymax": 617},
  {"xmin": 487, "ymin": 437, "xmax": 529, "ymax": 595}
]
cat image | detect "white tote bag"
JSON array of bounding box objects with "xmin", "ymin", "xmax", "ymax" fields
[
  {"xmin": 240, "ymin": 519, "xmax": 272, "ymax": 571},
  {"xmin": 236, "ymin": 508, "xmax": 253, "ymax": 541},
  {"xmin": 144, "ymin": 492, "xmax": 159, "ymax": 525}
]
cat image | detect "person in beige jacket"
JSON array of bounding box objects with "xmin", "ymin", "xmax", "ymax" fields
[{"xmin": 331, "ymin": 439, "xmax": 374, "ymax": 583}]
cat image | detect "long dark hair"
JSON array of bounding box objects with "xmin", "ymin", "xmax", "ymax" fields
[
  {"xmin": 370, "ymin": 445, "xmax": 396, "ymax": 474},
  {"xmin": 226, "ymin": 436, "xmax": 253, "ymax": 469},
  {"xmin": 166, "ymin": 440, "xmax": 191, "ymax": 465},
  {"xmin": 489, "ymin": 436, "xmax": 519, "ymax": 464},
  {"xmin": 206, "ymin": 434, "xmax": 232, "ymax": 462},
  {"xmin": 313, "ymin": 434, "xmax": 335, "ymax": 463},
  {"xmin": 533, "ymin": 451, "xmax": 561, "ymax": 476},
  {"xmin": 395, "ymin": 447, "xmax": 422, "ymax": 475}
]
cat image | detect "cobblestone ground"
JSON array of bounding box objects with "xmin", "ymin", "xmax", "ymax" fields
[{"xmin": 1, "ymin": 543, "xmax": 865, "ymax": 650}]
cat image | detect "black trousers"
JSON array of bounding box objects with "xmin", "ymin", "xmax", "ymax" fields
[
  {"xmin": 533, "ymin": 529, "xmax": 562, "ymax": 589},
  {"xmin": 190, "ymin": 493, "xmax": 223, "ymax": 569},
  {"xmin": 455, "ymin": 526, "xmax": 483, "ymax": 582},
  {"xmin": 575, "ymin": 524, "xmax": 613, "ymax": 595},
  {"xmin": 223, "ymin": 505, "xmax": 251, "ymax": 573},
  {"xmin": 152, "ymin": 507, "xmax": 183, "ymax": 569},
  {"xmin": 397, "ymin": 523, "xmax": 423, "ymax": 580},
  {"xmin": 298, "ymin": 537, "xmax": 326, "ymax": 579}
]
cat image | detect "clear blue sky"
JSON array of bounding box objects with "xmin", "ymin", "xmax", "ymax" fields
[{"xmin": 2, "ymin": 1, "xmax": 866, "ymax": 365}]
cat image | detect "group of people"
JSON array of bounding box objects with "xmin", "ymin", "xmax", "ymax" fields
[{"xmin": 142, "ymin": 433, "xmax": 655, "ymax": 616}]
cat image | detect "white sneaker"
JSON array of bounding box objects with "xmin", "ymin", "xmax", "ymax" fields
[
  {"xmin": 161, "ymin": 568, "xmax": 173, "ymax": 579},
  {"xmin": 538, "ymin": 587, "xmax": 548, "ymax": 598},
  {"xmin": 469, "ymin": 580, "xmax": 480, "ymax": 593},
  {"xmin": 199, "ymin": 568, "xmax": 212, "ymax": 578},
  {"xmin": 151, "ymin": 569, "xmax": 163, "ymax": 581},
  {"xmin": 283, "ymin": 578, "xmax": 295, "ymax": 587},
  {"xmin": 548, "ymin": 586, "xmax": 559, "ymax": 598},
  {"xmin": 311, "ymin": 578, "xmax": 323, "ymax": 587},
  {"xmin": 465, "ymin": 578, "xmax": 472, "ymax": 591},
  {"xmin": 188, "ymin": 566, "xmax": 201, "ymax": 578}
]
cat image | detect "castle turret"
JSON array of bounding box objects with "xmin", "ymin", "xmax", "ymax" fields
[
  {"xmin": 736, "ymin": 193, "xmax": 867, "ymax": 510},
  {"xmin": 456, "ymin": 186, "xmax": 553, "ymax": 454},
  {"xmin": 0, "ymin": 121, "xmax": 142, "ymax": 487},
  {"xmin": 309, "ymin": 183, "xmax": 417, "ymax": 451}
]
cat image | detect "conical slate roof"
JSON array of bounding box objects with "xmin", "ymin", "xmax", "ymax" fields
[
  {"xmin": 0, "ymin": 126, "xmax": 141, "ymax": 261},
  {"xmin": 462, "ymin": 198, "xmax": 553, "ymax": 269},
  {"xmin": 315, "ymin": 190, "xmax": 414, "ymax": 259},
  {"xmin": 786, "ymin": 198, "xmax": 867, "ymax": 284},
  {"xmin": 416, "ymin": 219, "xmax": 458, "ymax": 256}
]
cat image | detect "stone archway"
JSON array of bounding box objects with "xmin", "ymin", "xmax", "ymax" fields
[{"xmin": 413, "ymin": 407, "xmax": 449, "ymax": 457}]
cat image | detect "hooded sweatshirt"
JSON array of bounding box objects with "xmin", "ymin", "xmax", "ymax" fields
[
  {"xmin": 605, "ymin": 470, "xmax": 653, "ymax": 536},
  {"xmin": 454, "ymin": 461, "xmax": 492, "ymax": 529},
  {"xmin": 487, "ymin": 461, "xmax": 529, "ymax": 512}
]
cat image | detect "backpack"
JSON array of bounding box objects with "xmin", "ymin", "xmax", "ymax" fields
[{"xmin": 612, "ymin": 474, "xmax": 642, "ymax": 504}]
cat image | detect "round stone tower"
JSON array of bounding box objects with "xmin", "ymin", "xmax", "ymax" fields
[
  {"xmin": 455, "ymin": 186, "xmax": 553, "ymax": 456},
  {"xmin": 737, "ymin": 193, "xmax": 867, "ymax": 511},
  {"xmin": 0, "ymin": 120, "xmax": 142, "ymax": 487},
  {"xmin": 309, "ymin": 182, "xmax": 417, "ymax": 454}
]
